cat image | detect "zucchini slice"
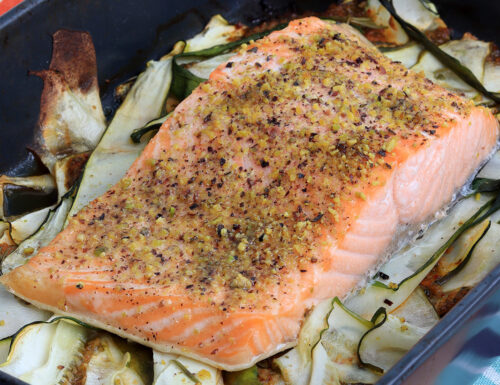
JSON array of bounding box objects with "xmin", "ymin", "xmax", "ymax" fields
[
  {"xmin": 381, "ymin": 43, "xmax": 423, "ymax": 68},
  {"xmin": 483, "ymin": 61, "xmax": 500, "ymax": 94},
  {"xmin": 0, "ymin": 221, "xmax": 15, "ymax": 259},
  {"xmin": 33, "ymin": 30, "xmax": 106, "ymax": 173},
  {"xmin": 6, "ymin": 149, "xmax": 49, "ymax": 179},
  {"xmin": 1, "ymin": 190, "xmax": 73, "ymax": 273},
  {"xmin": 392, "ymin": 0, "xmax": 442, "ymax": 31},
  {"xmin": 477, "ymin": 151, "xmax": 500, "ymax": 180},
  {"xmin": 185, "ymin": 53, "xmax": 234, "ymax": 79},
  {"xmin": 131, "ymin": 114, "xmax": 170, "ymax": 144},
  {"xmin": 114, "ymin": 76, "xmax": 138, "ymax": 103},
  {"xmin": 440, "ymin": 39, "xmax": 490, "ymax": 81},
  {"xmin": 66, "ymin": 42, "xmax": 184, "ymax": 219},
  {"xmin": 277, "ymin": 183, "xmax": 498, "ymax": 382},
  {"xmin": 53, "ymin": 152, "xmax": 90, "ymax": 198},
  {"xmin": 181, "ymin": 17, "xmax": 241, "ymax": 77},
  {"xmin": 0, "ymin": 321, "xmax": 58, "ymax": 378},
  {"xmin": 0, "ymin": 319, "xmax": 150, "ymax": 385},
  {"xmin": 411, "ymin": 38, "xmax": 490, "ymax": 100},
  {"xmin": 84, "ymin": 336, "xmax": 146, "ymax": 385},
  {"xmin": 0, "ymin": 338, "xmax": 11, "ymax": 364},
  {"xmin": 0, "ymin": 175, "xmax": 56, "ymax": 194},
  {"xmin": 0, "ymin": 285, "xmax": 51, "ymax": 340},
  {"xmin": 309, "ymin": 299, "xmax": 379, "ymax": 385},
  {"xmin": 274, "ymin": 300, "xmax": 333, "ymax": 385},
  {"xmin": 9, "ymin": 206, "xmax": 53, "ymax": 244},
  {"xmin": 390, "ymin": 287, "xmax": 438, "ymax": 330},
  {"xmin": 20, "ymin": 319, "xmax": 88, "ymax": 385},
  {"xmin": 274, "ymin": 349, "xmax": 310, "ymax": 385},
  {"xmin": 153, "ymin": 350, "xmax": 223, "ymax": 385},
  {"xmin": 366, "ymin": 0, "xmax": 442, "ymax": 46},
  {"xmin": 440, "ymin": 220, "xmax": 500, "ymax": 293},
  {"xmin": 366, "ymin": 0, "xmax": 408, "ymax": 45},
  {"xmin": 433, "ymin": 219, "xmax": 491, "ymax": 285},
  {"xmin": 0, "ymin": 226, "xmax": 16, "ymax": 259},
  {"xmin": 279, "ymin": 155, "xmax": 500, "ymax": 382},
  {"xmin": 411, "ymin": 54, "xmax": 473, "ymax": 98},
  {"xmin": 171, "ymin": 16, "xmax": 241, "ymax": 100},
  {"xmin": 296, "ymin": 299, "xmax": 335, "ymax": 363},
  {"xmin": 380, "ymin": 0, "xmax": 500, "ymax": 103},
  {"xmin": 171, "ymin": 21, "xmax": 287, "ymax": 99},
  {"xmin": 185, "ymin": 15, "xmax": 246, "ymax": 53},
  {"xmin": 34, "ymin": 69, "xmax": 106, "ymax": 172},
  {"xmin": 345, "ymin": 193, "xmax": 494, "ymax": 319},
  {"xmin": 276, "ymin": 298, "xmax": 379, "ymax": 385}
]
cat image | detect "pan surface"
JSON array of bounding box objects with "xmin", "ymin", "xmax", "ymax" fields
[{"xmin": 0, "ymin": 0, "xmax": 499, "ymax": 384}]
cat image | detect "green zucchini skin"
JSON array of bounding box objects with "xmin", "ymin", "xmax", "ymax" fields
[
  {"xmin": 223, "ymin": 366, "xmax": 260, "ymax": 385},
  {"xmin": 131, "ymin": 115, "xmax": 170, "ymax": 144}
]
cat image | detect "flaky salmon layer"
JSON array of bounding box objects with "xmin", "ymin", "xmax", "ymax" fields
[{"xmin": 1, "ymin": 17, "xmax": 498, "ymax": 370}]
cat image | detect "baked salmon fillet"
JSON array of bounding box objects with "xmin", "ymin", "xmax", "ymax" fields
[{"xmin": 1, "ymin": 17, "xmax": 498, "ymax": 370}]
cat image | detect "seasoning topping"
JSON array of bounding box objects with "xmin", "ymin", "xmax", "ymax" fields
[{"xmin": 66, "ymin": 23, "xmax": 472, "ymax": 310}]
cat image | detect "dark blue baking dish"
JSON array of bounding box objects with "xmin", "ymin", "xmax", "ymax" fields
[{"xmin": 0, "ymin": 0, "xmax": 499, "ymax": 383}]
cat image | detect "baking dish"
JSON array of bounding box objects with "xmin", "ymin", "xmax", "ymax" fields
[{"xmin": 0, "ymin": 0, "xmax": 499, "ymax": 383}]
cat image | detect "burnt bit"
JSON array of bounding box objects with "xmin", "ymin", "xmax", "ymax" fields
[
  {"xmin": 61, "ymin": 152, "xmax": 90, "ymax": 190},
  {"xmin": 49, "ymin": 30, "xmax": 99, "ymax": 94},
  {"xmin": 310, "ymin": 213, "xmax": 324, "ymax": 222},
  {"xmin": 203, "ymin": 112, "xmax": 213, "ymax": 123},
  {"xmin": 378, "ymin": 271, "xmax": 389, "ymax": 280},
  {"xmin": 32, "ymin": 30, "xmax": 103, "ymax": 162}
]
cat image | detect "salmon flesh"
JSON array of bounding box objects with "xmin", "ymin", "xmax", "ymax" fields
[{"xmin": 1, "ymin": 18, "xmax": 498, "ymax": 370}]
